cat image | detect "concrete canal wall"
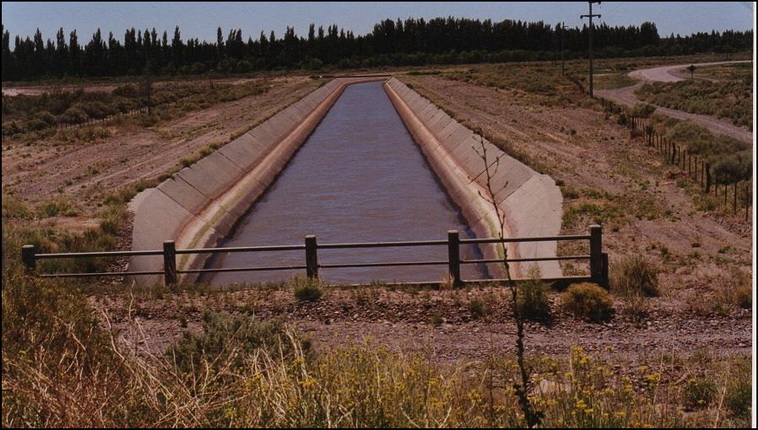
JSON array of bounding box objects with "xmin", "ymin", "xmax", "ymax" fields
[
  {"xmin": 128, "ymin": 74, "xmax": 562, "ymax": 285},
  {"xmin": 384, "ymin": 77, "xmax": 562, "ymax": 279},
  {"xmin": 128, "ymin": 77, "xmax": 386, "ymax": 285}
]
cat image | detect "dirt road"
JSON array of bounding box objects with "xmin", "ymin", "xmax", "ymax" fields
[{"xmin": 596, "ymin": 61, "xmax": 753, "ymax": 144}]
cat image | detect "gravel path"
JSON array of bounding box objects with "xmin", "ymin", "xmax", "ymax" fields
[{"xmin": 595, "ymin": 61, "xmax": 753, "ymax": 144}]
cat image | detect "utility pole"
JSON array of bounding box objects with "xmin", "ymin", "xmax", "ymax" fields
[
  {"xmin": 581, "ymin": 2, "xmax": 601, "ymax": 97},
  {"xmin": 560, "ymin": 22, "xmax": 566, "ymax": 75}
]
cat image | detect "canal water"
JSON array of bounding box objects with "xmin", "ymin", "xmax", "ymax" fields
[{"xmin": 205, "ymin": 81, "xmax": 487, "ymax": 286}]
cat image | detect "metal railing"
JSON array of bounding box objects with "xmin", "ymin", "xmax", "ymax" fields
[{"xmin": 22, "ymin": 225, "xmax": 609, "ymax": 288}]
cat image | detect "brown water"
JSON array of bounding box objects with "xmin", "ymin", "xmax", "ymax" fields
[{"xmin": 206, "ymin": 81, "xmax": 487, "ymax": 285}]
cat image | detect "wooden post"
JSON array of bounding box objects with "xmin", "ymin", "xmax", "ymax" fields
[
  {"xmin": 670, "ymin": 143, "xmax": 676, "ymax": 165},
  {"xmin": 447, "ymin": 230, "xmax": 462, "ymax": 287},
  {"xmin": 746, "ymin": 183, "xmax": 750, "ymax": 222},
  {"xmin": 589, "ymin": 225, "xmax": 606, "ymax": 288},
  {"xmin": 705, "ymin": 163, "xmax": 711, "ymax": 193},
  {"xmin": 163, "ymin": 241, "xmax": 177, "ymax": 286},
  {"xmin": 733, "ymin": 181, "xmax": 738, "ymax": 214},
  {"xmin": 305, "ymin": 235, "xmax": 318, "ymax": 280},
  {"xmin": 21, "ymin": 245, "xmax": 36, "ymax": 274}
]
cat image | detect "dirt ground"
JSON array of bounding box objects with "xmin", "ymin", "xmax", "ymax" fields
[
  {"xmin": 2, "ymin": 64, "xmax": 753, "ymax": 366},
  {"xmin": 2, "ymin": 76, "xmax": 319, "ymax": 216}
]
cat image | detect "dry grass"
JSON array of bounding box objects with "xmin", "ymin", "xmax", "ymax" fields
[{"xmin": 2, "ymin": 273, "xmax": 751, "ymax": 427}]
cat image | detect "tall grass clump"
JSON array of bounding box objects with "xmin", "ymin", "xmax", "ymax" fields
[
  {"xmin": 292, "ymin": 276, "xmax": 325, "ymax": 302},
  {"xmin": 562, "ymin": 282, "xmax": 614, "ymax": 323},
  {"xmin": 612, "ymin": 255, "xmax": 660, "ymax": 297},
  {"xmin": 517, "ymin": 266, "xmax": 552, "ymax": 323},
  {"xmin": 167, "ymin": 311, "xmax": 307, "ymax": 376}
]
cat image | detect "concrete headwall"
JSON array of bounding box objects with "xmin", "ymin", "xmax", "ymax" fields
[
  {"xmin": 384, "ymin": 77, "xmax": 562, "ymax": 279},
  {"xmin": 128, "ymin": 77, "xmax": 387, "ymax": 285}
]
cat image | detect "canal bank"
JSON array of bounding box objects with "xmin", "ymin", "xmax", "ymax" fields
[{"xmin": 128, "ymin": 75, "xmax": 562, "ymax": 285}]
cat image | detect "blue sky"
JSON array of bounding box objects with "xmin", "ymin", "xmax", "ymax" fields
[{"xmin": 2, "ymin": 2, "xmax": 754, "ymax": 43}]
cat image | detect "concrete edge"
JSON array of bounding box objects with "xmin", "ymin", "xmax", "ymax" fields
[
  {"xmin": 384, "ymin": 77, "xmax": 563, "ymax": 279},
  {"xmin": 129, "ymin": 76, "xmax": 388, "ymax": 285}
]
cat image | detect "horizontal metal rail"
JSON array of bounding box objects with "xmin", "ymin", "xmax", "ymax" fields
[
  {"xmin": 320, "ymin": 260, "xmax": 448, "ymax": 269},
  {"xmin": 21, "ymin": 225, "xmax": 608, "ymax": 288},
  {"xmin": 318, "ymin": 240, "xmax": 447, "ymax": 249},
  {"xmin": 35, "ymin": 249, "xmax": 163, "ymax": 259},
  {"xmin": 39, "ymin": 270, "xmax": 165, "ymax": 278},
  {"xmin": 461, "ymin": 234, "xmax": 590, "ymax": 245},
  {"xmin": 461, "ymin": 255, "xmax": 591, "ymax": 264},
  {"xmin": 176, "ymin": 244, "xmax": 305, "ymax": 255},
  {"xmin": 179, "ymin": 265, "xmax": 307, "ymax": 274}
]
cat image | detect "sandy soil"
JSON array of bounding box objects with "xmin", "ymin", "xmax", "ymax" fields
[{"xmin": 3, "ymin": 66, "xmax": 753, "ymax": 366}]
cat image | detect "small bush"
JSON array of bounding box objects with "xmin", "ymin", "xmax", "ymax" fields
[
  {"xmin": 612, "ymin": 255, "xmax": 659, "ymax": 297},
  {"xmin": 517, "ymin": 278, "xmax": 552, "ymax": 323},
  {"xmin": 562, "ymin": 283, "xmax": 614, "ymax": 323},
  {"xmin": 167, "ymin": 311, "xmax": 302, "ymax": 375},
  {"xmin": 724, "ymin": 357, "xmax": 752, "ymax": 419},
  {"xmin": 293, "ymin": 276, "xmax": 324, "ymax": 302},
  {"xmin": 468, "ymin": 297, "xmax": 491, "ymax": 319},
  {"xmin": 36, "ymin": 196, "xmax": 79, "ymax": 218},
  {"xmin": 683, "ymin": 377, "xmax": 717, "ymax": 410},
  {"xmin": 59, "ymin": 106, "xmax": 90, "ymax": 124},
  {"xmin": 630, "ymin": 103, "xmax": 656, "ymax": 118}
]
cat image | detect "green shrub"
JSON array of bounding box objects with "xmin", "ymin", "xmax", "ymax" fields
[
  {"xmin": 33, "ymin": 110, "xmax": 58, "ymax": 125},
  {"xmin": 60, "ymin": 106, "xmax": 90, "ymax": 123},
  {"xmin": 293, "ymin": 276, "xmax": 324, "ymax": 302},
  {"xmin": 2, "ymin": 196, "xmax": 33, "ymax": 219},
  {"xmin": 517, "ymin": 278, "xmax": 552, "ymax": 323},
  {"xmin": 167, "ymin": 311, "xmax": 303, "ymax": 375},
  {"xmin": 724, "ymin": 358, "xmax": 752, "ymax": 419},
  {"xmin": 562, "ymin": 283, "xmax": 614, "ymax": 323},
  {"xmin": 683, "ymin": 377, "xmax": 717, "ymax": 410},
  {"xmin": 710, "ymin": 150, "xmax": 753, "ymax": 183},
  {"xmin": 630, "ymin": 103, "xmax": 656, "ymax": 118},
  {"xmin": 36, "ymin": 196, "xmax": 79, "ymax": 218},
  {"xmin": 612, "ymin": 255, "xmax": 660, "ymax": 297},
  {"xmin": 468, "ymin": 297, "xmax": 491, "ymax": 319}
]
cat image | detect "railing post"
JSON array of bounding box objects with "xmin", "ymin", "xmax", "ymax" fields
[
  {"xmin": 305, "ymin": 235, "xmax": 319, "ymax": 280},
  {"xmin": 163, "ymin": 241, "xmax": 177, "ymax": 286},
  {"xmin": 21, "ymin": 245, "xmax": 36, "ymax": 275},
  {"xmin": 589, "ymin": 225, "xmax": 606, "ymax": 288},
  {"xmin": 447, "ymin": 230, "xmax": 462, "ymax": 287}
]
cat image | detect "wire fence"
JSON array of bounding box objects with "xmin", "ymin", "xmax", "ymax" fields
[{"xmin": 600, "ymin": 98, "xmax": 753, "ymax": 222}]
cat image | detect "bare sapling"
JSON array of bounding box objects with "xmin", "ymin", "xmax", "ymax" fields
[{"xmin": 472, "ymin": 130, "xmax": 543, "ymax": 427}]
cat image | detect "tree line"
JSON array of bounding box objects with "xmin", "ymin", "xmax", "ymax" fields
[{"xmin": 2, "ymin": 17, "xmax": 753, "ymax": 81}]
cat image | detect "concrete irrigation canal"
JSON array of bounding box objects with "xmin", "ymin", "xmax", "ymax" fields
[{"xmin": 128, "ymin": 76, "xmax": 563, "ymax": 286}]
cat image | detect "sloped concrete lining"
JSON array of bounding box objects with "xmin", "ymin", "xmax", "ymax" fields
[
  {"xmin": 384, "ymin": 77, "xmax": 563, "ymax": 279},
  {"xmin": 129, "ymin": 76, "xmax": 390, "ymax": 285}
]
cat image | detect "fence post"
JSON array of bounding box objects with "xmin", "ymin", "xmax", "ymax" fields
[
  {"xmin": 589, "ymin": 225, "xmax": 606, "ymax": 288},
  {"xmin": 733, "ymin": 181, "xmax": 738, "ymax": 214},
  {"xmin": 705, "ymin": 163, "xmax": 711, "ymax": 193},
  {"xmin": 447, "ymin": 230, "xmax": 462, "ymax": 287},
  {"xmin": 21, "ymin": 245, "xmax": 37, "ymax": 274},
  {"xmin": 163, "ymin": 241, "xmax": 177, "ymax": 286},
  {"xmin": 746, "ymin": 183, "xmax": 750, "ymax": 222},
  {"xmin": 305, "ymin": 235, "xmax": 319, "ymax": 280}
]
